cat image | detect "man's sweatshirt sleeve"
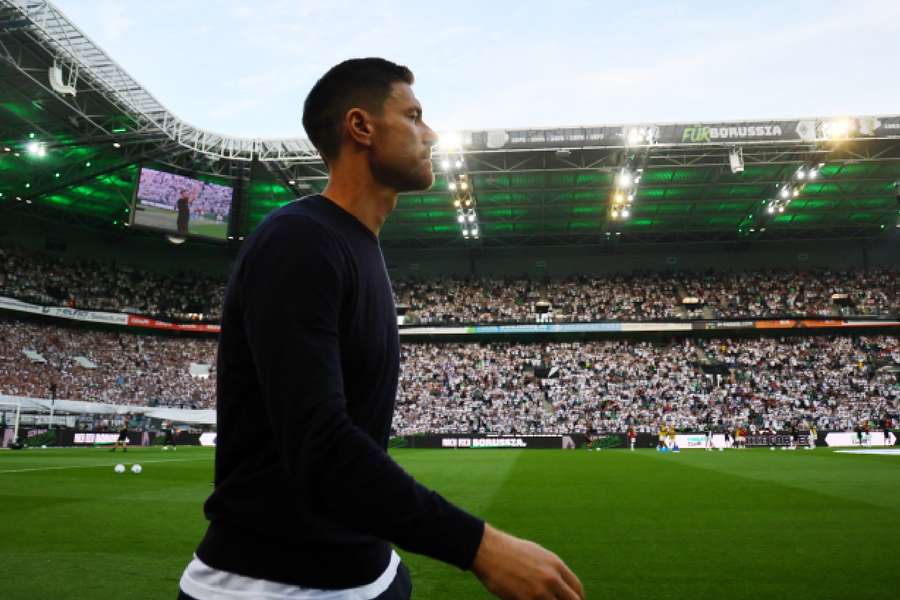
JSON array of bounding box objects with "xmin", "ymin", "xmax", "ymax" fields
[{"xmin": 239, "ymin": 215, "xmax": 484, "ymax": 570}]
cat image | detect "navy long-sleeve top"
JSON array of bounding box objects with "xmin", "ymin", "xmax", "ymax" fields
[{"xmin": 197, "ymin": 195, "xmax": 484, "ymax": 588}]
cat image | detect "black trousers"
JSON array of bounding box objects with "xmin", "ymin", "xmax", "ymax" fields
[{"xmin": 178, "ymin": 562, "xmax": 412, "ymax": 600}]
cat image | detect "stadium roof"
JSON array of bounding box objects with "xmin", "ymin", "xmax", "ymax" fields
[{"xmin": 1, "ymin": 0, "xmax": 899, "ymax": 249}]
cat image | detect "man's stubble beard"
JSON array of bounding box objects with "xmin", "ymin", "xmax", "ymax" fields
[{"xmin": 370, "ymin": 154, "xmax": 434, "ymax": 195}]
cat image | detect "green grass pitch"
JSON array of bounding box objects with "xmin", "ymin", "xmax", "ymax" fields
[
  {"xmin": 133, "ymin": 205, "xmax": 228, "ymax": 239},
  {"xmin": 1, "ymin": 446, "xmax": 898, "ymax": 599}
]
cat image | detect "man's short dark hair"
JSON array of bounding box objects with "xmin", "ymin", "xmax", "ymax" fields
[{"xmin": 302, "ymin": 58, "xmax": 414, "ymax": 163}]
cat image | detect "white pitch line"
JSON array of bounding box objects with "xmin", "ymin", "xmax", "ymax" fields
[{"xmin": 0, "ymin": 457, "xmax": 208, "ymax": 474}]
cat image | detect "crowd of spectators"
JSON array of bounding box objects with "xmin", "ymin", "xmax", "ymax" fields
[
  {"xmin": 392, "ymin": 335, "xmax": 898, "ymax": 435},
  {"xmin": 394, "ymin": 268, "xmax": 899, "ymax": 323},
  {"xmin": 0, "ymin": 245, "xmax": 225, "ymax": 322},
  {"xmin": 1, "ymin": 242, "xmax": 896, "ymax": 324},
  {"xmin": 1, "ymin": 317, "xmax": 895, "ymax": 435},
  {"xmin": 0, "ymin": 320, "xmax": 217, "ymax": 408}
]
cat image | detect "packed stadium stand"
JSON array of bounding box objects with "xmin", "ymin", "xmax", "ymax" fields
[{"xmin": 0, "ymin": 0, "xmax": 898, "ymax": 440}]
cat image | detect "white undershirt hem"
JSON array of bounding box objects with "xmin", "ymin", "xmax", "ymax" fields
[{"xmin": 179, "ymin": 550, "xmax": 401, "ymax": 600}]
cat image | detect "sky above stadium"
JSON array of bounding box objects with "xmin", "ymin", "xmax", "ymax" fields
[{"xmin": 53, "ymin": 0, "xmax": 900, "ymax": 139}]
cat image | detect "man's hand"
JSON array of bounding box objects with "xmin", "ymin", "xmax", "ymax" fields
[{"xmin": 471, "ymin": 523, "xmax": 585, "ymax": 600}]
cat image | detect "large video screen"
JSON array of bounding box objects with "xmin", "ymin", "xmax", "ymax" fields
[{"xmin": 132, "ymin": 167, "xmax": 232, "ymax": 240}]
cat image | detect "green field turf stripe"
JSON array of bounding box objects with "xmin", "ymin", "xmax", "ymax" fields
[{"xmin": 641, "ymin": 449, "xmax": 900, "ymax": 513}]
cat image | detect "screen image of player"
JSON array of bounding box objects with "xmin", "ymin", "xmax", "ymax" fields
[{"xmin": 132, "ymin": 167, "xmax": 232, "ymax": 239}]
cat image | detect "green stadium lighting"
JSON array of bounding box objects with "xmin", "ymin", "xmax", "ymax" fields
[
  {"xmin": 24, "ymin": 182, "xmax": 30, "ymax": 189},
  {"xmin": 85, "ymin": 161, "xmax": 91, "ymax": 167},
  {"xmin": 54, "ymin": 172, "xmax": 60, "ymax": 178},
  {"xmin": 111, "ymin": 127, "xmax": 128, "ymax": 133},
  {"xmin": 27, "ymin": 132, "xmax": 36, "ymax": 139}
]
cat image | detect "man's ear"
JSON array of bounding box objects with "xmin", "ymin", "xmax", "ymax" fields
[{"xmin": 345, "ymin": 108, "xmax": 374, "ymax": 148}]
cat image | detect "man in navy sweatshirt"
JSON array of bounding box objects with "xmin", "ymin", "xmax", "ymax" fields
[{"xmin": 179, "ymin": 58, "xmax": 583, "ymax": 600}]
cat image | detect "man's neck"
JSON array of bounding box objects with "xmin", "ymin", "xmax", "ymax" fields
[{"xmin": 321, "ymin": 163, "xmax": 397, "ymax": 236}]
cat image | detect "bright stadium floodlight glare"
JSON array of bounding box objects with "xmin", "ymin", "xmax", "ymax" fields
[
  {"xmin": 778, "ymin": 206, "xmax": 785, "ymax": 213},
  {"xmin": 780, "ymin": 187, "xmax": 790, "ymax": 198},
  {"xmin": 462, "ymin": 229, "xmax": 469, "ymax": 237},
  {"xmin": 438, "ymin": 131, "xmax": 463, "ymax": 150},
  {"xmin": 614, "ymin": 192, "xmax": 624, "ymax": 204},
  {"xmin": 460, "ymin": 181, "xmax": 468, "ymax": 190},
  {"xmin": 808, "ymin": 168, "xmax": 818, "ymax": 179},
  {"xmin": 453, "ymin": 199, "xmax": 461, "ymax": 208},
  {"xmin": 621, "ymin": 208, "xmax": 630, "ymax": 218},
  {"xmin": 611, "ymin": 209, "xmax": 619, "ymax": 219},
  {"xmin": 448, "ymin": 182, "xmax": 457, "ymax": 191},
  {"xmin": 822, "ymin": 118, "xmax": 853, "ymax": 140},
  {"xmin": 457, "ymin": 214, "xmax": 465, "ymax": 223},
  {"xmin": 796, "ymin": 169, "xmax": 806, "ymax": 180},
  {"xmin": 26, "ymin": 141, "xmax": 45, "ymax": 157},
  {"xmin": 467, "ymin": 213, "xmax": 475, "ymax": 223},
  {"xmin": 455, "ymin": 159, "xmax": 463, "ymax": 169},
  {"xmin": 767, "ymin": 205, "xmax": 776, "ymax": 214},
  {"xmin": 441, "ymin": 159, "xmax": 450, "ymax": 170},
  {"xmin": 792, "ymin": 189, "xmax": 800, "ymax": 198},
  {"xmin": 616, "ymin": 170, "xmax": 633, "ymax": 188}
]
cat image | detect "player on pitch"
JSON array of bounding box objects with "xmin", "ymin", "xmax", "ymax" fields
[{"xmin": 178, "ymin": 58, "xmax": 584, "ymax": 600}]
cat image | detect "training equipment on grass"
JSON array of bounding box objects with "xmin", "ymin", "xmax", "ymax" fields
[
  {"xmin": 131, "ymin": 464, "xmax": 142, "ymax": 474},
  {"xmin": 114, "ymin": 464, "xmax": 125, "ymax": 474}
]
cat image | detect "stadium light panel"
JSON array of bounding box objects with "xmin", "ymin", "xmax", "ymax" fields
[
  {"xmin": 621, "ymin": 208, "xmax": 630, "ymax": 218},
  {"xmin": 441, "ymin": 159, "xmax": 450, "ymax": 170},
  {"xmin": 808, "ymin": 169, "xmax": 818, "ymax": 179},
  {"xmin": 448, "ymin": 182, "xmax": 457, "ymax": 191},
  {"xmin": 780, "ymin": 188, "xmax": 790, "ymax": 199},
  {"xmin": 471, "ymin": 226, "xmax": 479, "ymax": 235},
  {"xmin": 85, "ymin": 161, "xmax": 91, "ymax": 167},
  {"xmin": 455, "ymin": 159, "xmax": 463, "ymax": 169},
  {"xmin": 3, "ymin": 147, "xmax": 10, "ymax": 152},
  {"xmin": 462, "ymin": 229, "xmax": 469, "ymax": 237},
  {"xmin": 460, "ymin": 182, "xmax": 468, "ymax": 190},
  {"xmin": 112, "ymin": 142, "xmax": 121, "ymax": 148},
  {"xmin": 457, "ymin": 214, "xmax": 465, "ymax": 223},
  {"xmin": 767, "ymin": 205, "xmax": 775, "ymax": 214},
  {"xmin": 467, "ymin": 213, "xmax": 475, "ymax": 223},
  {"xmin": 616, "ymin": 171, "xmax": 633, "ymax": 188}
]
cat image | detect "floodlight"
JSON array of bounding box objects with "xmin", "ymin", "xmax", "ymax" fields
[
  {"xmin": 441, "ymin": 159, "xmax": 450, "ymax": 170},
  {"xmin": 767, "ymin": 205, "xmax": 775, "ymax": 214},
  {"xmin": 616, "ymin": 170, "xmax": 633, "ymax": 188},
  {"xmin": 462, "ymin": 229, "xmax": 469, "ymax": 237},
  {"xmin": 796, "ymin": 169, "xmax": 806, "ymax": 180},
  {"xmin": 778, "ymin": 206, "xmax": 785, "ymax": 213},
  {"xmin": 439, "ymin": 131, "xmax": 463, "ymax": 150},
  {"xmin": 460, "ymin": 182, "xmax": 468, "ymax": 190},
  {"xmin": 457, "ymin": 214, "xmax": 465, "ymax": 223},
  {"xmin": 26, "ymin": 141, "xmax": 45, "ymax": 157},
  {"xmin": 611, "ymin": 209, "xmax": 619, "ymax": 218},
  {"xmin": 467, "ymin": 213, "xmax": 475, "ymax": 223},
  {"xmin": 448, "ymin": 182, "xmax": 457, "ymax": 191},
  {"xmin": 792, "ymin": 189, "xmax": 800, "ymax": 198},
  {"xmin": 621, "ymin": 208, "xmax": 630, "ymax": 218},
  {"xmin": 780, "ymin": 187, "xmax": 790, "ymax": 199},
  {"xmin": 614, "ymin": 192, "xmax": 624, "ymax": 204},
  {"xmin": 808, "ymin": 168, "xmax": 818, "ymax": 179},
  {"xmin": 453, "ymin": 199, "xmax": 461, "ymax": 208},
  {"xmin": 471, "ymin": 227, "xmax": 479, "ymax": 236},
  {"xmin": 455, "ymin": 159, "xmax": 463, "ymax": 169},
  {"xmin": 112, "ymin": 142, "xmax": 121, "ymax": 148}
]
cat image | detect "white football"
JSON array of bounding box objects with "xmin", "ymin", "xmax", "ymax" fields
[
  {"xmin": 131, "ymin": 464, "xmax": 142, "ymax": 474},
  {"xmin": 114, "ymin": 464, "xmax": 126, "ymax": 474}
]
